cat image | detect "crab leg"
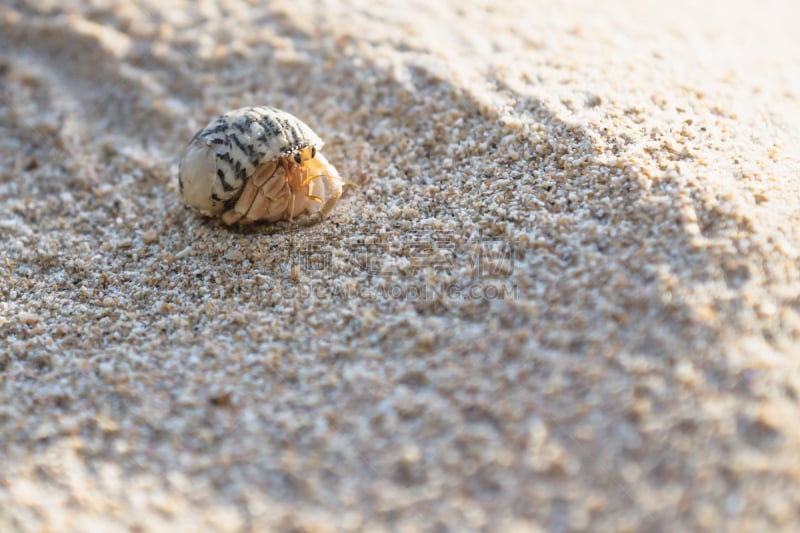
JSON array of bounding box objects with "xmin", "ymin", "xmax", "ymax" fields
[
  {"xmin": 221, "ymin": 161, "xmax": 278, "ymax": 225},
  {"xmin": 221, "ymin": 180, "xmax": 258, "ymax": 224},
  {"xmin": 253, "ymin": 165, "xmax": 292, "ymax": 222}
]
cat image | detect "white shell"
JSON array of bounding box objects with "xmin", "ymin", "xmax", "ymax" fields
[{"xmin": 178, "ymin": 106, "xmax": 324, "ymax": 214}]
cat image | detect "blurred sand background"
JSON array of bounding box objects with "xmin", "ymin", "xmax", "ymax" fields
[{"xmin": 1, "ymin": 0, "xmax": 800, "ymax": 531}]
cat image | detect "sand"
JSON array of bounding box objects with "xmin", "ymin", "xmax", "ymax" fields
[{"xmin": 1, "ymin": 0, "xmax": 800, "ymax": 531}]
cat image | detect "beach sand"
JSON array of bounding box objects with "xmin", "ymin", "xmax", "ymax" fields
[{"xmin": 1, "ymin": 0, "xmax": 800, "ymax": 530}]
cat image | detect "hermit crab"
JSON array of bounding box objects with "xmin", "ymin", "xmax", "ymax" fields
[{"xmin": 178, "ymin": 106, "xmax": 344, "ymax": 225}]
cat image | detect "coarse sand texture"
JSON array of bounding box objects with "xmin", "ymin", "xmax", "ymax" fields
[{"xmin": 1, "ymin": 1, "xmax": 800, "ymax": 531}]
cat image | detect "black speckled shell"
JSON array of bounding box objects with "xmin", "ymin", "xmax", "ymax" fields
[{"xmin": 181, "ymin": 106, "xmax": 324, "ymax": 206}]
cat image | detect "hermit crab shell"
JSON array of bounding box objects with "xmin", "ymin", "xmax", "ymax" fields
[{"xmin": 178, "ymin": 106, "xmax": 325, "ymax": 216}]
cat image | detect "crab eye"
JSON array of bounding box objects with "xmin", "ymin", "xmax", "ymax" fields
[
  {"xmin": 294, "ymin": 153, "xmax": 302, "ymax": 164},
  {"xmin": 311, "ymin": 147, "xmax": 316, "ymax": 158}
]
